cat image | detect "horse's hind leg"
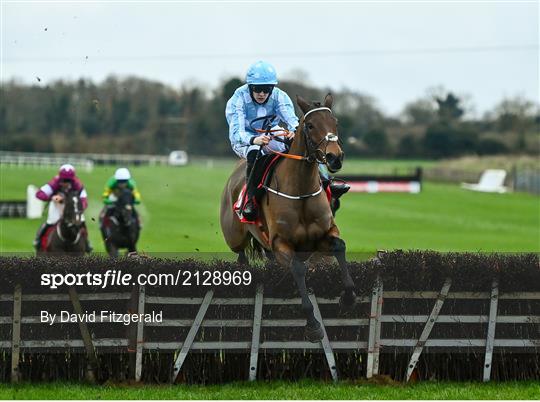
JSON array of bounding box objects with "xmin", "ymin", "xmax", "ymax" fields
[
  {"xmin": 237, "ymin": 250, "xmax": 248, "ymax": 265},
  {"xmin": 264, "ymin": 249, "xmax": 275, "ymax": 262},
  {"xmin": 106, "ymin": 241, "xmax": 119, "ymax": 258},
  {"xmin": 273, "ymin": 237, "xmax": 323, "ymax": 342}
]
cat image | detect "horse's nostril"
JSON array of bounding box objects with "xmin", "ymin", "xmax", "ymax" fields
[{"xmin": 326, "ymin": 153, "xmax": 342, "ymax": 172}]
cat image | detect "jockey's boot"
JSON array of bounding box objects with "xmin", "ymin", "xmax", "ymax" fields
[
  {"xmin": 329, "ymin": 181, "xmax": 351, "ymax": 199},
  {"xmin": 242, "ymin": 151, "xmax": 258, "ymax": 221},
  {"xmin": 33, "ymin": 223, "xmax": 51, "ymax": 252}
]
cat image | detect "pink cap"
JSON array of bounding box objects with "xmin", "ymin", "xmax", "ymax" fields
[{"xmin": 58, "ymin": 164, "xmax": 76, "ymax": 180}]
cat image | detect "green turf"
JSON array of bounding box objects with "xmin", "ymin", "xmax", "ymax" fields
[
  {"xmin": 1, "ymin": 161, "xmax": 538, "ymax": 254},
  {"xmin": 0, "ymin": 380, "xmax": 539, "ymax": 400}
]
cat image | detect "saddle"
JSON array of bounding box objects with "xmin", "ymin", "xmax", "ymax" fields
[{"xmin": 234, "ymin": 155, "xmax": 282, "ymax": 224}]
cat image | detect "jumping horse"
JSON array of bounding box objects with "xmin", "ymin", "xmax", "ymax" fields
[
  {"xmin": 38, "ymin": 190, "xmax": 88, "ymax": 255},
  {"xmin": 220, "ymin": 94, "xmax": 356, "ymax": 342}
]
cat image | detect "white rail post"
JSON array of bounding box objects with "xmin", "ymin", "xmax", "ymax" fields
[
  {"xmin": 135, "ymin": 285, "xmax": 146, "ymax": 382},
  {"xmin": 68, "ymin": 286, "xmax": 98, "ymax": 382},
  {"xmin": 308, "ymin": 292, "xmax": 338, "ymax": 382},
  {"xmin": 483, "ymin": 279, "xmax": 499, "ymax": 382},
  {"xmin": 172, "ymin": 290, "xmax": 214, "ymax": 382},
  {"xmin": 249, "ymin": 284, "xmax": 264, "ymax": 381},
  {"xmin": 11, "ymin": 284, "xmax": 22, "ymax": 383},
  {"xmin": 373, "ymin": 278, "xmax": 383, "ymax": 376},
  {"xmin": 366, "ymin": 275, "xmax": 382, "ymax": 378},
  {"xmin": 406, "ymin": 277, "xmax": 452, "ymax": 382}
]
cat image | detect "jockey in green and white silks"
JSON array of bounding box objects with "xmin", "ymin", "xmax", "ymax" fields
[{"xmin": 102, "ymin": 168, "xmax": 142, "ymax": 206}]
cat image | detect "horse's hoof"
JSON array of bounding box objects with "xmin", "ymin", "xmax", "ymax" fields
[
  {"xmin": 305, "ymin": 322, "xmax": 324, "ymax": 343},
  {"xmin": 339, "ymin": 290, "xmax": 357, "ymax": 308}
]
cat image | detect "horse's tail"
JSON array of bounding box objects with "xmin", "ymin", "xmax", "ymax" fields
[{"xmin": 245, "ymin": 235, "xmax": 265, "ymax": 262}]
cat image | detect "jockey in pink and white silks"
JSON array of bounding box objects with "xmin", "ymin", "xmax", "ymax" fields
[{"xmin": 33, "ymin": 164, "xmax": 92, "ymax": 251}]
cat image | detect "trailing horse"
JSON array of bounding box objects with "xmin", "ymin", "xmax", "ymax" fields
[
  {"xmin": 37, "ymin": 190, "xmax": 88, "ymax": 255},
  {"xmin": 220, "ymin": 94, "xmax": 356, "ymax": 342},
  {"xmin": 100, "ymin": 188, "xmax": 140, "ymax": 257}
]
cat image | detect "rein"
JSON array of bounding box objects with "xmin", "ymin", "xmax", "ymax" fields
[
  {"xmin": 253, "ymin": 107, "xmax": 338, "ymax": 163},
  {"xmin": 56, "ymin": 191, "xmax": 83, "ymax": 245},
  {"xmin": 259, "ymin": 107, "xmax": 337, "ymax": 200}
]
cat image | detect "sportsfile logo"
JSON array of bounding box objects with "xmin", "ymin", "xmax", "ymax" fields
[
  {"xmin": 40, "ymin": 269, "xmax": 252, "ymax": 289},
  {"xmin": 41, "ymin": 270, "xmax": 145, "ymax": 289}
]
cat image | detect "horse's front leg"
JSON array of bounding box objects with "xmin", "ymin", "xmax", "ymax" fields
[
  {"xmin": 318, "ymin": 228, "xmax": 356, "ymax": 307},
  {"xmin": 273, "ymin": 237, "xmax": 323, "ymax": 342}
]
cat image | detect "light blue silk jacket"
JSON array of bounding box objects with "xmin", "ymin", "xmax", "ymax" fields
[{"xmin": 225, "ymin": 84, "xmax": 299, "ymax": 152}]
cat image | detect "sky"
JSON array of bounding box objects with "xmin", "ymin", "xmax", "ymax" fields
[{"xmin": 1, "ymin": 1, "xmax": 538, "ymax": 117}]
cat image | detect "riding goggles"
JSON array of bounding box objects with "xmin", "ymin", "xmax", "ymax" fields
[{"xmin": 249, "ymin": 84, "xmax": 274, "ymax": 94}]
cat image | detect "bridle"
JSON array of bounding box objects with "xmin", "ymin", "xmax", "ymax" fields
[
  {"xmin": 253, "ymin": 107, "xmax": 340, "ymax": 164},
  {"xmin": 251, "ymin": 107, "xmax": 341, "ymax": 200},
  {"xmin": 301, "ymin": 107, "xmax": 339, "ymax": 164},
  {"xmin": 112, "ymin": 190, "xmax": 135, "ymax": 228},
  {"xmin": 57, "ymin": 192, "xmax": 83, "ymax": 245}
]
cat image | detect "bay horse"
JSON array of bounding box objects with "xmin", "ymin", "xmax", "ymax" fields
[
  {"xmin": 220, "ymin": 94, "xmax": 356, "ymax": 342},
  {"xmin": 38, "ymin": 190, "xmax": 88, "ymax": 255},
  {"xmin": 100, "ymin": 188, "xmax": 140, "ymax": 257}
]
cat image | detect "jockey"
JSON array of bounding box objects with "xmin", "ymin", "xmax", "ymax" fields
[
  {"xmin": 33, "ymin": 164, "xmax": 92, "ymax": 251},
  {"xmin": 225, "ymin": 60, "xmax": 349, "ymax": 220},
  {"xmin": 101, "ymin": 167, "xmax": 141, "ymax": 223}
]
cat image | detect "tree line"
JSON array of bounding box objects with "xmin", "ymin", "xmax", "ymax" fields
[{"xmin": 1, "ymin": 76, "xmax": 538, "ymax": 158}]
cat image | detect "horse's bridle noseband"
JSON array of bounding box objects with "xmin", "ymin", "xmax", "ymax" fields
[
  {"xmin": 261, "ymin": 107, "xmax": 342, "ymax": 200},
  {"xmin": 57, "ymin": 192, "xmax": 83, "ymax": 245},
  {"xmin": 302, "ymin": 107, "xmax": 340, "ymax": 164}
]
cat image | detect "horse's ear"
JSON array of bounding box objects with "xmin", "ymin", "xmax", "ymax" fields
[
  {"xmin": 324, "ymin": 93, "xmax": 333, "ymax": 109},
  {"xmin": 296, "ymin": 95, "xmax": 311, "ymax": 114}
]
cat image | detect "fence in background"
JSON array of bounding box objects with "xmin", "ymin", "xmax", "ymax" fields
[
  {"xmin": 2, "ymin": 152, "xmax": 538, "ymax": 194},
  {"xmin": 0, "ymin": 151, "xmax": 178, "ymax": 168}
]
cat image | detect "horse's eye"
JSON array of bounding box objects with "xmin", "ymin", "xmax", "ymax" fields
[{"xmin": 306, "ymin": 123, "xmax": 314, "ymax": 130}]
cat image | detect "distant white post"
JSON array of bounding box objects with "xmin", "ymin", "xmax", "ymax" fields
[{"xmin": 26, "ymin": 185, "xmax": 44, "ymax": 219}]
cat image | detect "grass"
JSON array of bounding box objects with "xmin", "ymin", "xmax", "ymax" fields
[
  {"xmin": 0, "ymin": 380, "xmax": 539, "ymax": 400},
  {"xmin": 1, "ymin": 160, "xmax": 538, "ymax": 254}
]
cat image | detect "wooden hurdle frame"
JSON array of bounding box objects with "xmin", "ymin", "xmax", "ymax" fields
[{"xmin": 1, "ymin": 279, "xmax": 539, "ymax": 383}]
